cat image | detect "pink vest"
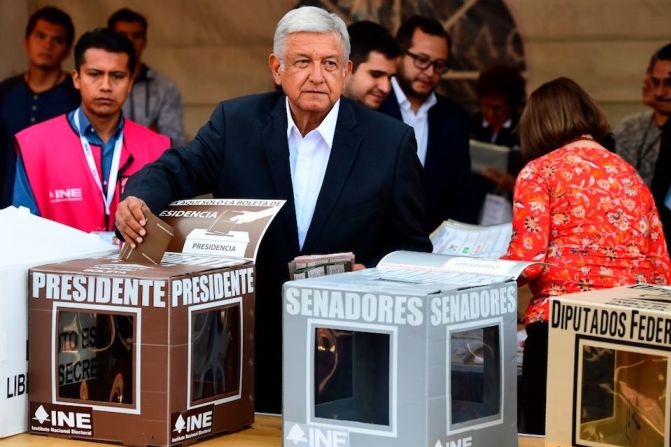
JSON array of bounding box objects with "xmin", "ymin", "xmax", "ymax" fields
[{"xmin": 17, "ymin": 115, "xmax": 170, "ymax": 232}]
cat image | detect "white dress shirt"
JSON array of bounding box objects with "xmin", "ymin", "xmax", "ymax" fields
[
  {"xmin": 391, "ymin": 77, "xmax": 436, "ymax": 166},
  {"xmin": 482, "ymin": 117, "xmax": 512, "ymax": 144},
  {"xmin": 286, "ymin": 98, "xmax": 339, "ymax": 249}
]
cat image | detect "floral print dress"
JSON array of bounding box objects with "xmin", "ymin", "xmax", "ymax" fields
[{"xmin": 502, "ymin": 142, "xmax": 671, "ymax": 325}]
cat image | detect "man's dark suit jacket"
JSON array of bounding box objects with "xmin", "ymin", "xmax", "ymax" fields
[
  {"xmin": 379, "ymin": 90, "xmax": 475, "ymax": 229},
  {"xmin": 122, "ymin": 92, "xmax": 432, "ymax": 413}
]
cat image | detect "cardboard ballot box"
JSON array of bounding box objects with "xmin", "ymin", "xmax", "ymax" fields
[
  {"xmin": 0, "ymin": 206, "xmax": 115, "ymax": 438},
  {"xmin": 282, "ymin": 251, "xmax": 531, "ymax": 447},
  {"xmin": 546, "ymin": 285, "xmax": 671, "ymax": 447},
  {"xmin": 28, "ymin": 199, "xmax": 283, "ymax": 446}
]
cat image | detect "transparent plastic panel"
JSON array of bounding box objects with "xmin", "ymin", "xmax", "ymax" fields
[
  {"xmin": 314, "ymin": 328, "xmax": 390, "ymax": 426},
  {"xmin": 57, "ymin": 311, "xmax": 134, "ymax": 405},
  {"xmin": 579, "ymin": 345, "xmax": 667, "ymax": 447},
  {"xmin": 450, "ymin": 325, "xmax": 501, "ymax": 426},
  {"xmin": 191, "ymin": 304, "xmax": 240, "ymax": 403}
]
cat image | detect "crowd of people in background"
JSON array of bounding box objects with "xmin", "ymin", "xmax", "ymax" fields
[{"xmin": 2, "ymin": 4, "xmax": 671, "ymax": 435}]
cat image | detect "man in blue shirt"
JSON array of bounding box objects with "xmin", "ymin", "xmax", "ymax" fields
[
  {"xmin": 12, "ymin": 108, "xmax": 123, "ymax": 216},
  {"xmin": 12, "ymin": 28, "xmax": 169, "ymax": 234},
  {"xmin": 0, "ymin": 6, "xmax": 79, "ymax": 207}
]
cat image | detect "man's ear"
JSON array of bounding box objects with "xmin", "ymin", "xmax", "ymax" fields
[
  {"xmin": 344, "ymin": 59, "xmax": 353, "ymax": 82},
  {"xmin": 71, "ymin": 69, "xmax": 80, "ymax": 90},
  {"xmin": 268, "ymin": 53, "xmax": 282, "ymax": 86}
]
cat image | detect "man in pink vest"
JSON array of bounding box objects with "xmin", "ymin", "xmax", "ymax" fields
[{"xmin": 13, "ymin": 28, "xmax": 169, "ymax": 235}]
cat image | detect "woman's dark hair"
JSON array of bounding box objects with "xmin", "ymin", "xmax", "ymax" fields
[
  {"xmin": 26, "ymin": 6, "xmax": 75, "ymax": 47},
  {"xmin": 74, "ymin": 28, "xmax": 136, "ymax": 74},
  {"xmin": 519, "ymin": 77, "xmax": 609, "ymax": 161}
]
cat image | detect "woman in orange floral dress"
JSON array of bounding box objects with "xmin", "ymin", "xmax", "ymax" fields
[{"xmin": 502, "ymin": 77, "xmax": 671, "ymax": 434}]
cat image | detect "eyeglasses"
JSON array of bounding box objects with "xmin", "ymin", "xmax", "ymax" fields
[
  {"xmin": 404, "ymin": 50, "xmax": 449, "ymax": 74},
  {"xmin": 649, "ymin": 75, "xmax": 671, "ymax": 91}
]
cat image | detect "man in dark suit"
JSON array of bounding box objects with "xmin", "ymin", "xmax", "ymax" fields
[
  {"xmin": 379, "ymin": 16, "xmax": 474, "ymax": 230},
  {"xmin": 115, "ymin": 6, "xmax": 432, "ymax": 413}
]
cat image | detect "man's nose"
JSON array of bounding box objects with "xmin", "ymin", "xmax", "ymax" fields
[
  {"xmin": 379, "ymin": 77, "xmax": 391, "ymax": 94},
  {"xmin": 309, "ymin": 63, "xmax": 325, "ymax": 83},
  {"xmin": 101, "ymin": 74, "xmax": 112, "ymax": 91}
]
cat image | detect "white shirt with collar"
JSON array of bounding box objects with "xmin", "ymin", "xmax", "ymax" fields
[
  {"xmin": 286, "ymin": 97, "xmax": 340, "ymax": 249},
  {"xmin": 391, "ymin": 77, "xmax": 437, "ymax": 166},
  {"xmin": 482, "ymin": 117, "xmax": 512, "ymax": 144}
]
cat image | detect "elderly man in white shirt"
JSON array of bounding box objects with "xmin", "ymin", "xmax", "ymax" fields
[{"xmin": 115, "ymin": 6, "xmax": 431, "ymax": 414}]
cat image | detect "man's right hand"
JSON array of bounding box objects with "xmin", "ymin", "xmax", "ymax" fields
[{"xmin": 115, "ymin": 196, "xmax": 148, "ymax": 248}]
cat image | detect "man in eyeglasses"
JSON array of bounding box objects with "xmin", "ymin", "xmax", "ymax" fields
[{"xmin": 379, "ymin": 16, "xmax": 473, "ymax": 231}]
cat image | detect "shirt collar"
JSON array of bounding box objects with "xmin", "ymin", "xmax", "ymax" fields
[
  {"xmin": 285, "ymin": 97, "xmax": 340, "ymax": 149},
  {"xmin": 482, "ymin": 117, "xmax": 512, "ymax": 129},
  {"xmin": 73, "ymin": 106, "xmax": 124, "ymax": 143},
  {"xmin": 391, "ymin": 77, "xmax": 437, "ymax": 114}
]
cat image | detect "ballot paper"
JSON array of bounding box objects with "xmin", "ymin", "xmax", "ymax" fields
[{"xmin": 431, "ymin": 219, "xmax": 512, "ymax": 259}]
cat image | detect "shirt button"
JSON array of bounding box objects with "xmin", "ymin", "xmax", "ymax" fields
[
  {"xmin": 31, "ymin": 105, "xmax": 37, "ymax": 111},
  {"xmin": 33, "ymin": 94, "xmax": 38, "ymax": 100},
  {"xmin": 30, "ymin": 117, "xmax": 36, "ymax": 123}
]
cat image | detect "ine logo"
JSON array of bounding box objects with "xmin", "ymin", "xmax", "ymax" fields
[
  {"xmin": 33, "ymin": 405, "xmax": 50, "ymax": 424},
  {"xmin": 49, "ymin": 188, "xmax": 83, "ymax": 203},
  {"xmin": 433, "ymin": 436, "xmax": 473, "ymax": 447},
  {"xmin": 170, "ymin": 406, "xmax": 214, "ymax": 443},
  {"xmin": 30, "ymin": 402, "xmax": 93, "ymax": 437},
  {"xmin": 285, "ymin": 422, "xmax": 349, "ymax": 447}
]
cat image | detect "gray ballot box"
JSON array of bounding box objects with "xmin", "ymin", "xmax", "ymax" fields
[
  {"xmin": 546, "ymin": 285, "xmax": 671, "ymax": 447},
  {"xmin": 282, "ymin": 251, "xmax": 528, "ymax": 447}
]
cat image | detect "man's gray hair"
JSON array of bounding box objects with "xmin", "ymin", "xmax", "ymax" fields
[{"xmin": 273, "ymin": 6, "xmax": 350, "ymax": 64}]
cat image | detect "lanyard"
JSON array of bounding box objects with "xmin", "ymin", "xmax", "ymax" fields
[{"xmin": 73, "ymin": 108, "xmax": 123, "ymax": 217}]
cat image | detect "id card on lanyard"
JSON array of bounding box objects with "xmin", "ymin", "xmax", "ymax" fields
[{"xmin": 73, "ymin": 108, "xmax": 124, "ymax": 227}]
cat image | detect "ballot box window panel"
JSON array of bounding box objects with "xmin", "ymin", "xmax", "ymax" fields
[
  {"xmin": 307, "ymin": 319, "xmax": 398, "ymax": 437},
  {"xmin": 187, "ymin": 298, "xmax": 243, "ymax": 408},
  {"xmin": 447, "ymin": 318, "xmax": 503, "ymax": 434},
  {"xmin": 53, "ymin": 304, "xmax": 141, "ymax": 414},
  {"xmin": 574, "ymin": 337, "xmax": 670, "ymax": 447}
]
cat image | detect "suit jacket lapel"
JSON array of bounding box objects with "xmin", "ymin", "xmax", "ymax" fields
[
  {"xmin": 263, "ymin": 96, "xmax": 299, "ymax": 251},
  {"xmin": 302, "ymin": 99, "xmax": 362, "ymax": 253}
]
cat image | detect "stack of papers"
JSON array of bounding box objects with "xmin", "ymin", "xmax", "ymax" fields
[{"xmin": 431, "ymin": 220, "xmax": 512, "ymax": 259}]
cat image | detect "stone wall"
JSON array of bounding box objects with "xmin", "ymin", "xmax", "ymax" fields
[{"xmin": 1, "ymin": 0, "xmax": 669, "ymax": 138}]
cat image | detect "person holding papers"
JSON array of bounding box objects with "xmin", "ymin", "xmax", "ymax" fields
[
  {"xmin": 502, "ymin": 77, "xmax": 671, "ymax": 435},
  {"xmin": 12, "ymin": 28, "xmax": 169, "ymax": 234},
  {"xmin": 468, "ymin": 65, "xmax": 526, "ymax": 223}
]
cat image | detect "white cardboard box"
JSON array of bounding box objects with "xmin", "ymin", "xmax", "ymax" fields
[
  {"xmin": 0, "ymin": 207, "xmax": 115, "ymax": 438},
  {"xmin": 546, "ymin": 285, "xmax": 671, "ymax": 447}
]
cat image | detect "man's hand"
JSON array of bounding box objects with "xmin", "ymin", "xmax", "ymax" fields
[
  {"xmin": 482, "ymin": 167, "xmax": 516, "ymax": 192},
  {"xmin": 115, "ymin": 196, "xmax": 149, "ymax": 248}
]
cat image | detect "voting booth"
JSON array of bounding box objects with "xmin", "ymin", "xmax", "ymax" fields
[
  {"xmin": 0, "ymin": 207, "xmax": 115, "ymax": 438},
  {"xmin": 546, "ymin": 285, "xmax": 671, "ymax": 447},
  {"xmin": 282, "ymin": 251, "xmax": 530, "ymax": 447},
  {"xmin": 27, "ymin": 199, "xmax": 282, "ymax": 446}
]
